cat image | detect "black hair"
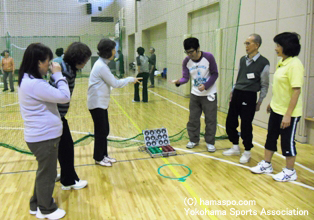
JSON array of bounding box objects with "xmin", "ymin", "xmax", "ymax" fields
[
  {"xmin": 55, "ymin": 48, "xmax": 64, "ymax": 57},
  {"xmin": 137, "ymin": 47, "xmax": 145, "ymax": 56},
  {"xmin": 97, "ymin": 38, "xmax": 116, "ymax": 59},
  {"xmin": 18, "ymin": 43, "xmax": 53, "ymax": 86},
  {"xmin": 273, "ymin": 32, "xmax": 301, "ymax": 57},
  {"xmin": 2, "ymin": 50, "xmax": 9, "ymax": 56},
  {"xmin": 63, "ymin": 42, "xmax": 91, "ymax": 71},
  {"xmin": 183, "ymin": 37, "xmax": 200, "ymax": 51}
]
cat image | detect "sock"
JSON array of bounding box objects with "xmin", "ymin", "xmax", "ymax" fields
[
  {"xmin": 286, "ymin": 167, "xmax": 294, "ymax": 171},
  {"xmin": 233, "ymin": 144, "xmax": 239, "ymax": 149},
  {"xmin": 264, "ymin": 161, "xmax": 271, "ymax": 164}
]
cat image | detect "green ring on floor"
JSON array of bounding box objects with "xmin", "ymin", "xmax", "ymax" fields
[{"xmin": 157, "ymin": 163, "xmax": 192, "ymax": 182}]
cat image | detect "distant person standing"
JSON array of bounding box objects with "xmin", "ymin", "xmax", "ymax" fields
[
  {"xmin": 53, "ymin": 48, "xmax": 64, "ymax": 65},
  {"xmin": 1, "ymin": 50, "xmax": 15, "ymax": 92},
  {"xmin": 148, "ymin": 47, "xmax": 156, "ymax": 88},
  {"xmin": 133, "ymin": 47, "xmax": 150, "ymax": 102},
  {"xmin": 115, "ymin": 50, "xmax": 125, "ymax": 78}
]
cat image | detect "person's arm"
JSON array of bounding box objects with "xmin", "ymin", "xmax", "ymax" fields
[
  {"xmin": 1, "ymin": 59, "xmax": 3, "ymax": 74},
  {"xmin": 150, "ymin": 54, "xmax": 156, "ymax": 73},
  {"xmin": 200, "ymin": 53, "xmax": 218, "ymax": 91},
  {"xmin": 281, "ymin": 88, "xmax": 301, "ymax": 129},
  {"xmin": 256, "ymin": 64, "xmax": 270, "ymax": 111},
  {"xmin": 32, "ymin": 72, "xmax": 70, "ymax": 104},
  {"xmin": 11, "ymin": 58, "xmax": 15, "ymax": 75},
  {"xmin": 136, "ymin": 56, "xmax": 141, "ymax": 74},
  {"xmin": 99, "ymin": 65, "xmax": 137, "ymax": 88},
  {"xmin": 175, "ymin": 57, "xmax": 190, "ymax": 86}
]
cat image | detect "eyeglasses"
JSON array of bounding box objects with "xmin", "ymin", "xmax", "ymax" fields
[{"xmin": 184, "ymin": 49, "xmax": 196, "ymax": 55}]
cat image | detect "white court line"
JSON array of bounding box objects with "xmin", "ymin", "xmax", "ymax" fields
[
  {"xmin": 1, "ymin": 102, "xmax": 19, "ymax": 108},
  {"xmin": 148, "ymin": 89, "xmax": 314, "ymax": 174},
  {"xmin": 175, "ymin": 148, "xmax": 314, "ymax": 190},
  {"xmin": 0, "ymin": 127, "xmax": 24, "ymax": 130}
]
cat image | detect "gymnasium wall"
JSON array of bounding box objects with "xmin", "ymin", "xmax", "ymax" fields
[
  {"xmin": 235, "ymin": 0, "xmax": 313, "ymax": 142},
  {"xmin": 0, "ymin": 0, "xmax": 120, "ymax": 71},
  {"xmin": 121, "ymin": 0, "xmax": 313, "ymax": 142}
]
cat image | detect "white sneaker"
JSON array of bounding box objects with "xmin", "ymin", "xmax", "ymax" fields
[
  {"xmin": 250, "ymin": 160, "xmax": 273, "ymax": 174},
  {"xmin": 61, "ymin": 180, "xmax": 88, "ymax": 190},
  {"xmin": 222, "ymin": 145, "xmax": 240, "ymax": 156},
  {"xmin": 239, "ymin": 151, "xmax": 251, "ymax": 164},
  {"xmin": 36, "ymin": 207, "xmax": 66, "ymax": 219},
  {"xmin": 29, "ymin": 210, "xmax": 36, "ymax": 215},
  {"xmin": 206, "ymin": 143, "xmax": 216, "ymax": 152},
  {"xmin": 272, "ymin": 168, "xmax": 297, "ymax": 182},
  {"xmin": 55, "ymin": 174, "xmax": 61, "ymax": 182},
  {"xmin": 95, "ymin": 157, "xmax": 112, "ymax": 167},
  {"xmin": 186, "ymin": 141, "xmax": 199, "ymax": 149},
  {"xmin": 105, "ymin": 156, "xmax": 117, "ymax": 163}
]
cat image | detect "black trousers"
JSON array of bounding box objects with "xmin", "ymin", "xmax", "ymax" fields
[
  {"xmin": 58, "ymin": 117, "xmax": 79, "ymax": 186},
  {"xmin": 149, "ymin": 69, "xmax": 155, "ymax": 86},
  {"xmin": 134, "ymin": 72, "xmax": 149, "ymax": 102},
  {"xmin": 89, "ymin": 108, "xmax": 110, "ymax": 161},
  {"xmin": 265, "ymin": 110, "xmax": 300, "ymax": 156},
  {"xmin": 226, "ymin": 89, "xmax": 257, "ymax": 151}
]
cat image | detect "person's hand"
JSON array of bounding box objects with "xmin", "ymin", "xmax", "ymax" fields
[
  {"xmin": 266, "ymin": 104, "xmax": 271, "ymax": 114},
  {"xmin": 169, "ymin": 79, "xmax": 179, "ymax": 84},
  {"xmin": 229, "ymin": 92, "xmax": 233, "ymax": 105},
  {"xmin": 49, "ymin": 62, "xmax": 61, "ymax": 74},
  {"xmin": 198, "ymin": 84, "xmax": 205, "ymax": 91},
  {"xmin": 281, "ymin": 114, "xmax": 291, "ymax": 129},
  {"xmin": 255, "ymin": 102, "xmax": 261, "ymax": 112},
  {"xmin": 133, "ymin": 77, "xmax": 143, "ymax": 84},
  {"xmin": 114, "ymin": 58, "xmax": 118, "ymax": 62}
]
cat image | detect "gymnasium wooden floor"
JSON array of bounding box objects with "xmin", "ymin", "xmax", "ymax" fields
[{"xmin": 0, "ymin": 77, "xmax": 313, "ymax": 219}]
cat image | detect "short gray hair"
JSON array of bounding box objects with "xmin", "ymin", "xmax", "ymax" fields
[{"xmin": 250, "ymin": 34, "xmax": 262, "ymax": 48}]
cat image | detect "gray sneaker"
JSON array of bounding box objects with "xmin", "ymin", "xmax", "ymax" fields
[
  {"xmin": 206, "ymin": 143, "xmax": 216, "ymax": 152},
  {"xmin": 186, "ymin": 141, "xmax": 199, "ymax": 149}
]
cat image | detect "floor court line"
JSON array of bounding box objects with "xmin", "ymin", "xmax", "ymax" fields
[
  {"xmin": 1, "ymin": 102, "xmax": 19, "ymax": 108},
  {"xmin": 175, "ymin": 148, "xmax": 314, "ymax": 190},
  {"xmin": 148, "ymin": 89, "xmax": 314, "ymax": 174},
  {"xmin": 111, "ymin": 95, "xmax": 218, "ymax": 219}
]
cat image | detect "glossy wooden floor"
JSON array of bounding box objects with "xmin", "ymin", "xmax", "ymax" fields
[{"xmin": 0, "ymin": 77, "xmax": 313, "ymax": 220}]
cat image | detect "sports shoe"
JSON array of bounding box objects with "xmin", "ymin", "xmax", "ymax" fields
[
  {"xmin": 105, "ymin": 156, "xmax": 117, "ymax": 163},
  {"xmin": 61, "ymin": 180, "xmax": 88, "ymax": 190},
  {"xmin": 206, "ymin": 143, "xmax": 216, "ymax": 152},
  {"xmin": 272, "ymin": 168, "xmax": 297, "ymax": 182},
  {"xmin": 186, "ymin": 141, "xmax": 199, "ymax": 149},
  {"xmin": 148, "ymin": 85, "xmax": 154, "ymax": 88},
  {"xmin": 222, "ymin": 145, "xmax": 240, "ymax": 156},
  {"xmin": 132, "ymin": 100, "xmax": 140, "ymax": 103},
  {"xmin": 55, "ymin": 174, "xmax": 61, "ymax": 182},
  {"xmin": 95, "ymin": 157, "xmax": 112, "ymax": 167},
  {"xmin": 36, "ymin": 207, "xmax": 66, "ymax": 219},
  {"xmin": 29, "ymin": 210, "xmax": 36, "ymax": 215},
  {"xmin": 239, "ymin": 151, "xmax": 251, "ymax": 164},
  {"xmin": 250, "ymin": 160, "xmax": 273, "ymax": 174}
]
